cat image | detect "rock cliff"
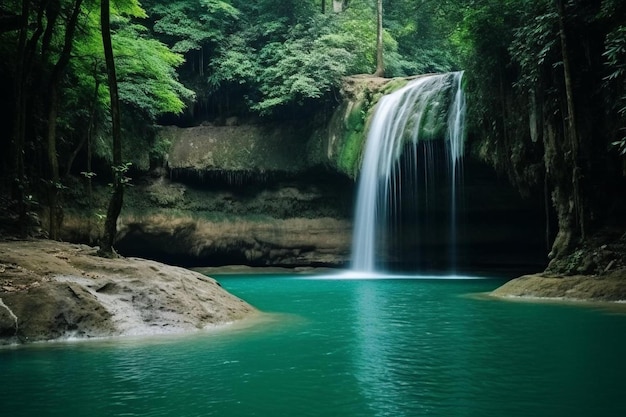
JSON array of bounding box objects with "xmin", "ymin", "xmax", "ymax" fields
[{"xmin": 57, "ymin": 75, "xmax": 547, "ymax": 271}]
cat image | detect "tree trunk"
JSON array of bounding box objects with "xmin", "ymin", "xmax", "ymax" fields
[
  {"xmin": 374, "ymin": 0, "xmax": 384, "ymax": 77},
  {"xmin": 45, "ymin": 0, "xmax": 84, "ymax": 239},
  {"xmin": 555, "ymin": 0, "xmax": 584, "ymax": 240},
  {"xmin": 99, "ymin": 0, "xmax": 124, "ymax": 257},
  {"xmin": 66, "ymin": 79, "xmax": 100, "ymax": 177},
  {"xmin": 12, "ymin": 0, "xmax": 46, "ymax": 237},
  {"xmin": 86, "ymin": 84, "xmax": 95, "ymax": 244},
  {"xmin": 11, "ymin": 0, "xmax": 30, "ymax": 238},
  {"xmin": 46, "ymin": 85, "xmax": 62, "ymax": 240},
  {"xmin": 543, "ymin": 117, "xmax": 576, "ymax": 261},
  {"xmin": 199, "ymin": 46, "xmax": 204, "ymax": 76},
  {"xmin": 41, "ymin": 0, "xmax": 61, "ymax": 64}
]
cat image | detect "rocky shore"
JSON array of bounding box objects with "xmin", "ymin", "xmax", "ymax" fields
[
  {"xmin": 491, "ymin": 231, "xmax": 626, "ymax": 304},
  {"xmin": 3, "ymin": 236, "xmax": 626, "ymax": 347},
  {"xmin": 491, "ymin": 269, "xmax": 626, "ymax": 303},
  {"xmin": 0, "ymin": 239, "xmax": 257, "ymax": 345}
]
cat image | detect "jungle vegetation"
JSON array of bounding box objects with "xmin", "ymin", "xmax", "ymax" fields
[{"xmin": 0, "ymin": 0, "xmax": 624, "ymax": 264}]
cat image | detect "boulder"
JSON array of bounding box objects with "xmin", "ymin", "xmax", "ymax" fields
[{"xmin": 0, "ymin": 240, "xmax": 257, "ymax": 345}]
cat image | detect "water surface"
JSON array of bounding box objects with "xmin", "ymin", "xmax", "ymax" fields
[{"xmin": 2, "ymin": 274, "xmax": 626, "ymax": 416}]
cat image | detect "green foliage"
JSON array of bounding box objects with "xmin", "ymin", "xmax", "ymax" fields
[
  {"xmin": 381, "ymin": 0, "xmax": 459, "ymax": 75},
  {"xmin": 338, "ymin": 130, "xmax": 366, "ymax": 177},
  {"xmin": 451, "ymin": 0, "xmax": 626, "ymax": 258},
  {"xmin": 113, "ymin": 21, "xmax": 195, "ymax": 118},
  {"xmin": 604, "ymin": 26, "xmax": 626, "ymax": 83},
  {"xmin": 148, "ymin": 0, "xmax": 239, "ymax": 53},
  {"xmin": 142, "ymin": 0, "xmax": 467, "ymax": 119},
  {"xmin": 332, "ymin": 5, "xmax": 378, "ymax": 74},
  {"xmin": 70, "ymin": 10, "xmax": 195, "ymax": 119},
  {"xmin": 111, "ymin": 162, "xmax": 133, "ymax": 187},
  {"xmin": 335, "ymin": 95, "xmax": 375, "ymax": 177},
  {"xmin": 112, "ymin": 0, "xmax": 148, "ymax": 18},
  {"xmin": 509, "ymin": 1, "xmax": 558, "ymax": 92},
  {"xmin": 65, "ymin": 2, "xmax": 194, "ymax": 168},
  {"xmin": 604, "ymin": 25, "xmax": 626, "ymax": 155},
  {"xmin": 207, "ymin": 35, "xmax": 256, "ymax": 87},
  {"xmin": 252, "ymin": 29, "xmax": 353, "ymax": 114},
  {"xmin": 149, "ymin": 134, "xmax": 172, "ymax": 164},
  {"xmin": 204, "ymin": 11, "xmax": 358, "ymax": 116}
]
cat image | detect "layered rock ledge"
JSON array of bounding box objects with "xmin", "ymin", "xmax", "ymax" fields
[
  {"xmin": 491, "ymin": 269, "xmax": 626, "ymax": 303},
  {"xmin": 0, "ymin": 239, "xmax": 256, "ymax": 345}
]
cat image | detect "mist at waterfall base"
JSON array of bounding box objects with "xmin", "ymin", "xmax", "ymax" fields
[{"xmin": 350, "ymin": 72, "xmax": 545, "ymax": 276}]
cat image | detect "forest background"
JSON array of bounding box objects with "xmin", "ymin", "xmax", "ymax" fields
[{"xmin": 0, "ymin": 0, "xmax": 625, "ymax": 268}]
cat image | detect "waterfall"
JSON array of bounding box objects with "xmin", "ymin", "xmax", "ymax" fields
[{"xmin": 351, "ymin": 72, "xmax": 466, "ymax": 273}]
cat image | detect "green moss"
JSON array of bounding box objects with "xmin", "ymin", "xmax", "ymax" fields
[
  {"xmin": 149, "ymin": 134, "xmax": 172, "ymax": 166},
  {"xmin": 346, "ymin": 99, "xmax": 366, "ymax": 131},
  {"xmin": 332, "ymin": 95, "xmax": 372, "ymax": 178},
  {"xmin": 381, "ymin": 78, "xmax": 409, "ymax": 95},
  {"xmin": 193, "ymin": 211, "xmax": 274, "ymax": 223},
  {"xmin": 166, "ymin": 125, "xmax": 310, "ymax": 173},
  {"xmin": 338, "ymin": 130, "xmax": 366, "ymax": 177}
]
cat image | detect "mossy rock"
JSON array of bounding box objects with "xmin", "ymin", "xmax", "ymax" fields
[
  {"xmin": 381, "ymin": 78, "xmax": 410, "ymax": 95},
  {"xmin": 163, "ymin": 124, "xmax": 311, "ymax": 174},
  {"xmin": 320, "ymin": 76, "xmax": 417, "ymax": 178},
  {"xmin": 159, "ymin": 75, "xmax": 439, "ymax": 181}
]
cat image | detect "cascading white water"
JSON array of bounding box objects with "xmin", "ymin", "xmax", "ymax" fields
[{"xmin": 351, "ymin": 72, "xmax": 466, "ymax": 273}]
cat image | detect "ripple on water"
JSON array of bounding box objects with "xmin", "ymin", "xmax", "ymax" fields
[{"xmin": 2, "ymin": 275, "xmax": 626, "ymax": 417}]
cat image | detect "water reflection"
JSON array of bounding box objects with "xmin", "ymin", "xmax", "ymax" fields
[
  {"xmin": 2, "ymin": 276, "xmax": 626, "ymax": 417},
  {"xmin": 354, "ymin": 281, "xmax": 405, "ymax": 416},
  {"xmin": 350, "ymin": 278, "xmax": 542, "ymax": 416}
]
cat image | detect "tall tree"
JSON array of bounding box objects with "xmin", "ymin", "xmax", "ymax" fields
[
  {"xmin": 333, "ymin": 0, "xmax": 346, "ymax": 13},
  {"xmin": 457, "ymin": 0, "xmax": 626, "ymax": 270},
  {"xmin": 10, "ymin": 0, "xmax": 31, "ymax": 238},
  {"xmin": 373, "ymin": 0, "xmax": 384, "ymax": 76},
  {"xmin": 555, "ymin": 0, "xmax": 584, "ymax": 240},
  {"xmin": 98, "ymin": 0, "xmax": 124, "ymax": 257},
  {"xmin": 11, "ymin": 0, "xmax": 48, "ymax": 237},
  {"xmin": 146, "ymin": 0, "xmax": 240, "ymax": 75},
  {"xmin": 45, "ymin": 0, "xmax": 85, "ymax": 239}
]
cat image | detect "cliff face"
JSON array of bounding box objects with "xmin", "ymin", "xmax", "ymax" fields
[
  {"xmin": 113, "ymin": 176, "xmax": 354, "ymax": 267},
  {"xmin": 160, "ymin": 75, "xmax": 411, "ymax": 180},
  {"xmin": 58, "ymin": 75, "xmax": 547, "ymax": 272},
  {"xmin": 62, "ymin": 173, "xmax": 355, "ymax": 268},
  {"xmin": 163, "ymin": 124, "xmax": 314, "ymax": 175},
  {"xmin": 79, "ymin": 76, "xmax": 405, "ymax": 268}
]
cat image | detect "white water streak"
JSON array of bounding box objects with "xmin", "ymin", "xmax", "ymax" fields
[
  {"xmin": 447, "ymin": 72, "xmax": 467, "ymax": 271},
  {"xmin": 351, "ymin": 72, "xmax": 466, "ymax": 273},
  {"xmin": 0, "ymin": 297, "xmax": 19, "ymax": 334}
]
